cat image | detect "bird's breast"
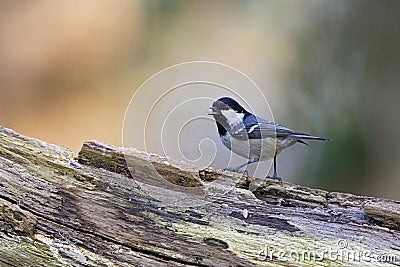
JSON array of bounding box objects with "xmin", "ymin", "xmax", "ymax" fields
[{"xmin": 221, "ymin": 134, "xmax": 276, "ymax": 161}]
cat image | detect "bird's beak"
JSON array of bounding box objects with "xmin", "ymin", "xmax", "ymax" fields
[{"xmin": 208, "ymin": 107, "xmax": 218, "ymax": 115}]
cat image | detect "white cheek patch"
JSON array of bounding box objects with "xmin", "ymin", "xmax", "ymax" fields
[{"xmin": 221, "ymin": 109, "xmax": 244, "ymax": 127}]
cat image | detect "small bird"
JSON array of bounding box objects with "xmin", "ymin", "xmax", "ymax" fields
[{"xmin": 208, "ymin": 97, "xmax": 329, "ymax": 181}]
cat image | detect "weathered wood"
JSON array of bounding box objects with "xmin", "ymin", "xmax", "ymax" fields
[{"xmin": 0, "ymin": 126, "xmax": 399, "ymax": 266}]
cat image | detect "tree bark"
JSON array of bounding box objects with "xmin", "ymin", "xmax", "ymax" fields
[{"xmin": 0, "ymin": 126, "xmax": 399, "ymax": 267}]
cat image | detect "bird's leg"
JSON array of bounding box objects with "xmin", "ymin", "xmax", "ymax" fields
[
  {"xmin": 224, "ymin": 159, "xmax": 255, "ymax": 175},
  {"xmin": 272, "ymin": 155, "xmax": 278, "ymax": 177},
  {"xmin": 266, "ymin": 155, "xmax": 282, "ymax": 181}
]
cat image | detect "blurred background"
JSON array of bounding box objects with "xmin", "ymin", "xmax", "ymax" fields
[{"xmin": 0, "ymin": 0, "xmax": 399, "ymax": 200}]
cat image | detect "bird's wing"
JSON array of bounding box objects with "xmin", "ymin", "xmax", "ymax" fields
[{"xmin": 230, "ymin": 115, "xmax": 296, "ymax": 140}]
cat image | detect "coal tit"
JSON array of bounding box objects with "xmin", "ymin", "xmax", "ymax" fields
[{"xmin": 208, "ymin": 97, "xmax": 329, "ymax": 181}]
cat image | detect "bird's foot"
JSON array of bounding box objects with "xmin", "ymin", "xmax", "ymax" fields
[
  {"xmin": 266, "ymin": 175, "xmax": 282, "ymax": 182},
  {"xmin": 224, "ymin": 167, "xmax": 248, "ymax": 175}
]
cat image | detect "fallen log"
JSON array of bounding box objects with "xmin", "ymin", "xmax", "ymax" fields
[{"xmin": 0, "ymin": 126, "xmax": 399, "ymax": 266}]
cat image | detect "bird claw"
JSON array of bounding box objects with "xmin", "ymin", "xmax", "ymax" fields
[
  {"xmin": 266, "ymin": 175, "xmax": 282, "ymax": 182},
  {"xmin": 224, "ymin": 167, "xmax": 248, "ymax": 175}
]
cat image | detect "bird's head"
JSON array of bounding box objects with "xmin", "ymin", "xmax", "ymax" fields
[
  {"xmin": 208, "ymin": 97, "xmax": 249, "ymax": 135},
  {"xmin": 208, "ymin": 97, "xmax": 247, "ymax": 116}
]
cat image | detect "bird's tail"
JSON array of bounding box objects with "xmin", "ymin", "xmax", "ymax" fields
[
  {"xmin": 293, "ymin": 133, "xmax": 330, "ymax": 142},
  {"xmin": 294, "ymin": 134, "xmax": 330, "ymax": 146}
]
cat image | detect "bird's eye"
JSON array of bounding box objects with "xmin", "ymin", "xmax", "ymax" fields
[{"xmin": 215, "ymin": 101, "xmax": 230, "ymax": 110}]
